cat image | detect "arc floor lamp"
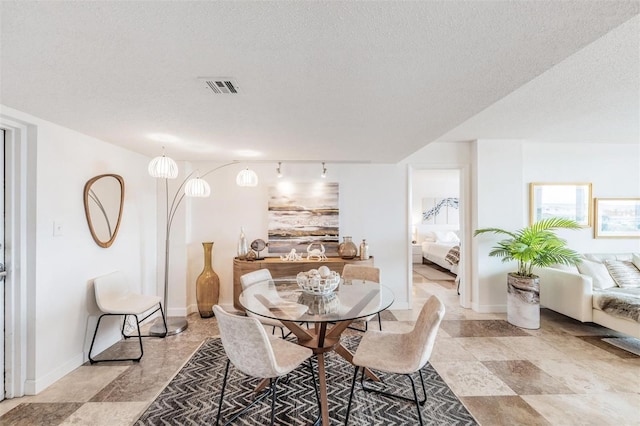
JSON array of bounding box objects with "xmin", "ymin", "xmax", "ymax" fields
[{"xmin": 147, "ymin": 151, "xmax": 258, "ymax": 335}]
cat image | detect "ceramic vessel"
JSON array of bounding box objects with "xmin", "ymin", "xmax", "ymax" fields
[
  {"xmin": 338, "ymin": 236, "xmax": 358, "ymax": 259},
  {"xmin": 359, "ymin": 239, "xmax": 369, "ymax": 260},
  {"xmin": 237, "ymin": 227, "xmax": 248, "ymax": 259},
  {"xmin": 196, "ymin": 242, "xmax": 220, "ymax": 318},
  {"xmin": 507, "ymin": 273, "xmax": 540, "ymax": 329}
]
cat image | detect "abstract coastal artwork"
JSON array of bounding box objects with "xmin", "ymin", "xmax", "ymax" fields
[
  {"xmin": 422, "ymin": 197, "xmax": 459, "ymax": 225},
  {"xmin": 268, "ymin": 182, "xmax": 339, "ymax": 254}
]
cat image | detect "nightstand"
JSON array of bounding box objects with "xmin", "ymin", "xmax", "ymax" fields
[{"xmin": 412, "ymin": 244, "xmax": 422, "ymax": 264}]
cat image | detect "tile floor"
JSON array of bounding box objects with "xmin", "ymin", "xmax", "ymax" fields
[{"xmin": 1, "ymin": 268, "xmax": 639, "ymax": 425}]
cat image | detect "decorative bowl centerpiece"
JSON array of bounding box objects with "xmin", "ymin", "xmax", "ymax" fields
[
  {"xmin": 298, "ymin": 292, "xmax": 339, "ymax": 315},
  {"xmin": 296, "ymin": 266, "xmax": 340, "ymax": 295}
]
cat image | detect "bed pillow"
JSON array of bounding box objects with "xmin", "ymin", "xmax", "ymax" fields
[
  {"xmin": 605, "ymin": 260, "xmax": 640, "ymax": 288},
  {"xmin": 435, "ymin": 231, "xmax": 460, "ymax": 244},
  {"xmin": 576, "ymin": 258, "xmax": 617, "ymax": 290},
  {"xmin": 422, "ymin": 231, "xmax": 437, "ymax": 242}
]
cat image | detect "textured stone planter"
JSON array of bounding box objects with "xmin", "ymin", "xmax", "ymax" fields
[{"xmin": 507, "ymin": 273, "xmax": 540, "ymax": 329}]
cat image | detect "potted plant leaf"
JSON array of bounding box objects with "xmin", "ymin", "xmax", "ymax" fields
[{"xmin": 474, "ymin": 217, "xmax": 581, "ymax": 329}]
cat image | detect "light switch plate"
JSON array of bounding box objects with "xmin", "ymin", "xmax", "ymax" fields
[{"xmin": 53, "ymin": 221, "xmax": 64, "ymax": 236}]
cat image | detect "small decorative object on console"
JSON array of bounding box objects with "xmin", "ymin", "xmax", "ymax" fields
[
  {"xmin": 280, "ymin": 248, "xmax": 302, "ymax": 261},
  {"xmin": 296, "ymin": 267, "xmax": 340, "ymax": 295},
  {"xmin": 237, "ymin": 227, "xmax": 248, "ymax": 259},
  {"xmin": 250, "ymin": 238, "xmax": 267, "ymax": 260},
  {"xmin": 338, "ymin": 236, "xmax": 358, "ymax": 259},
  {"xmin": 306, "ymin": 243, "xmax": 327, "ymax": 261},
  {"xmin": 359, "ymin": 239, "xmax": 369, "ymax": 260}
]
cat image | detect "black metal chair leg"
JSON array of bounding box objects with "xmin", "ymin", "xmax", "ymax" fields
[
  {"xmin": 345, "ymin": 366, "xmax": 359, "ymax": 425},
  {"xmin": 418, "ymin": 370, "xmax": 427, "ymax": 404},
  {"xmin": 307, "ymin": 358, "xmax": 322, "ymax": 424},
  {"xmin": 88, "ymin": 303, "xmax": 166, "ymax": 364},
  {"xmin": 133, "ymin": 314, "xmax": 144, "ymax": 361},
  {"xmin": 215, "ymin": 359, "xmax": 231, "ymax": 426},
  {"xmin": 377, "ymin": 312, "xmax": 382, "ymax": 331},
  {"xmin": 360, "ymin": 369, "xmax": 427, "ymax": 405},
  {"xmin": 407, "ymin": 373, "xmax": 424, "ymax": 426},
  {"xmin": 270, "ymin": 378, "xmax": 278, "ymax": 426},
  {"xmin": 88, "ymin": 313, "xmax": 143, "ymax": 363}
]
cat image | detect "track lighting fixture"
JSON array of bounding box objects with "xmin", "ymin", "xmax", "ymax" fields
[{"xmin": 321, "ymin": 162, "xmax": 327, "ymax": 178}]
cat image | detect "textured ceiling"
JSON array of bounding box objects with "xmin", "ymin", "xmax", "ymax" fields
[{"xmin": 1, "ymin": 1, "xmax": 638, "ymax": 163}]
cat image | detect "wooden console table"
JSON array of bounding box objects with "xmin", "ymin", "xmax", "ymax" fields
[{"xmin": 232, "ymin": 256, "xmax": 374, "ymax": 310}]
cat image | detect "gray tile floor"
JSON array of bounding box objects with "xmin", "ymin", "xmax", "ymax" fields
[{"xmin": 1, "ymin": 267, "xmax": 638, "ymax": 425}]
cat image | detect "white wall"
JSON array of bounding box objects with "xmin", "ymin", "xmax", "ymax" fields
[
  {"xmin": 471, "ymin": 139, "xmax": 640, "ymax": 312},
  {"xmin": 1, "ymin": 105, "xmax": 158, "ymax": 394},
  {"xmin": 183, "ymin": 162, "xmax": 410, "ymax": 310},
  {"xmin": 523, "ymin": 141, "xmax": 640, "ymax": 254}
]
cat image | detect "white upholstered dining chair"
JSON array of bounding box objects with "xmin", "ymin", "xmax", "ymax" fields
[
  {"xmin": 239, "ymin": 268, "xmax": 290, "ymax": 338},
  {"xmin": 213, "ymin": 305, "xmax": 319, "ymax": 426},
  {"xmin": 88, "ymin": 271, "xmax": 167, "ymax": 363},
  {"xmin": 341, "ymin": 264, "xmax": 383, "ymax": 331},
  {"xmin": 344, "ymin": 295, "xmax": 445, "ymax": 426}
]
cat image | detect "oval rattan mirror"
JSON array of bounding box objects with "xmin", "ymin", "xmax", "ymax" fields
[{"xmin": 83, "ymin": 174, "xmax": 125, "ymax": 248}]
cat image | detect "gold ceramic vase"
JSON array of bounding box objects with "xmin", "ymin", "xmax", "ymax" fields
[
  {"xmin": 338, "ymin": 236, "xmax": 358, "ymax": 259},
  {"xmin": 196, "ymin": 242, "xmax": 220, "ymax": 318}
]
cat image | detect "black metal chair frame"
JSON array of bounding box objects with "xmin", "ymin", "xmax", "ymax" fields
[
  {"xmin": 345, "ymin": 365, "xmax": 428, "ymax": 426},
  {"xmin": 346, "ymin": 312, "xmax": 383, "ymax": 332},
  {"xmin": 216, "ymin": 357, "xmax": 321, "ymax": 426},
  {"xmin": 88, "ymin": 303, "xmax": 167, "ymax": 364}
]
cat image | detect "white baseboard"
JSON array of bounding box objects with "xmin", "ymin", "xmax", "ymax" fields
[
  {"xmin": 472, "ymin": 302, "xmax": 507, "ymax": 313},
  {"xmin": 24, "ymin": 352, "xmax": 84, "ymax": 395}
]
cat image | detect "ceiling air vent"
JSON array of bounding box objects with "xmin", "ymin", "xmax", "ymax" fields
[{"xmin": 199, "ymin": 77, "xmax": 240, "ymax": 94}]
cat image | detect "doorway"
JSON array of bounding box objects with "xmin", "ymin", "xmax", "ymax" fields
[{"xmin": 409, "ymin": 167, "xmax": 470, "ymax": 309}]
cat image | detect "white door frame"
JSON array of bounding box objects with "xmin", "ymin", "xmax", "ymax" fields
[
  {"xmin": 407, "ymin": 164, "xmax": 472, "ymax": 309},
  {"xmin": 0, "ymin": 115, "xmax": 36, "ymax": 398}
]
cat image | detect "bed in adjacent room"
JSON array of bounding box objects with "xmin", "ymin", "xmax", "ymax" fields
[{"xmin": 420, "ymin": 231, "xmax": 460, "ymax": 275}]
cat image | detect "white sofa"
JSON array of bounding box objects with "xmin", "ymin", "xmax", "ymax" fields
[{"xmin": 536, "ymin": 253, "xmax": 640, "ymax": 339}]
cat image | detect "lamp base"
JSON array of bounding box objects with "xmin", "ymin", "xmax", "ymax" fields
[{"xmin": 149, "ymin": 316, "xmax": 188, "ymax": 336}]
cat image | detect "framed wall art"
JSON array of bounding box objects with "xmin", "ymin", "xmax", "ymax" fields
[
  {"xmin": 267, "ymin": 182, "xmax": 340, "ymax": 254},
  {"xmin": 594, "ymin": 198, "xmax": 640, "ymax": 239},
  {"xmin": 529, "ymin": 182, "xmax": 592, "ymax": 227},
  {"xmin": 422, "ymin": 197, "xmax": 459, "ymax": 225}
]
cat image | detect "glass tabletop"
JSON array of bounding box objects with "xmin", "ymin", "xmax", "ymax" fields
[{"xmin": 239, "ymin": 278, "xmax": 395, "ymax": 323}]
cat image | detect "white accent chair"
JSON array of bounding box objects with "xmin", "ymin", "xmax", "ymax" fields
[
  {"xmin": 342, "ymin": 264, "xmax": 383, "ymax": 331},
  {"xmin": 88, "ymin": 271, "xmax": 167, "ymax": 363},
  {"xmin": 213, "ymin": 305, "xmax": 319, "ymax": 426},
  {"xmin": 240, "ymin": 269, "xmax": 289, "ymax": 338},
  {"xmin": 344, "ymin": 295, "xmax": 445, "ymax": 426}
]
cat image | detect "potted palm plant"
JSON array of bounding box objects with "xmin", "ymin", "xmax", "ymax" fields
[{"xmin": 474, "ymin": 217, "xmax": 581, "ymax": 329}]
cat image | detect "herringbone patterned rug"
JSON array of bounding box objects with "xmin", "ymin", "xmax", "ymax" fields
[{"xmin": 135, "ymin": 336, "xmax": 477, "ymax": 425}]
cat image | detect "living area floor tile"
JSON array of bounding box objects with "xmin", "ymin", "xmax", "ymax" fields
[
  {"xmin": 429, "ymin": 360, "xmax": 516, "ymax": 397},
  {"xmin": 457, "ymin": 336, "xmax": 523, "ymax": 361},
  {"xmin": 539, "ymin": 334, "xmax": 622, "ymax": 360},
  {"xmin": 481, "ymin": 360, "xmax": 574, "ymax": 395},
  {"xmin": 460, "ymin": 396, "xmax": 551, "ymax": 426},
  {"xmin": 59, "ymin": 402, "xmax": 147, "ymax": 426},
  {"xmin": 494, "ymin": 336, "xmax": 570, "ymax": 360},
  {"xmin": 576, "ymin": 335, "xmax": 640, "ymax": 359},
  {"xmin": 439, "ymin": 319, "xmax": 530, "ymax": 337},
  {"xmin": 522, "ymin": 393, "xmax": 640, "ymax": 426}
]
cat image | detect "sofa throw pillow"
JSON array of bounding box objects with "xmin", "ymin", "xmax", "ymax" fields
[
  {"xmin": 576, "ymin": 259, "xmax": 617, "ymax": 290},
  {"xmin": 633, "ymin": 253, "xmax": 640, "ymax": 271},
  {"xmin": 605, "ymin": 260, "xmax": 640, "ymax": 288}
]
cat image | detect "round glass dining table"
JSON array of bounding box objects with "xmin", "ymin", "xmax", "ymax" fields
[{"xmin": 240, "ymin": 277, "xmax": 394, "ymax": 426}]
